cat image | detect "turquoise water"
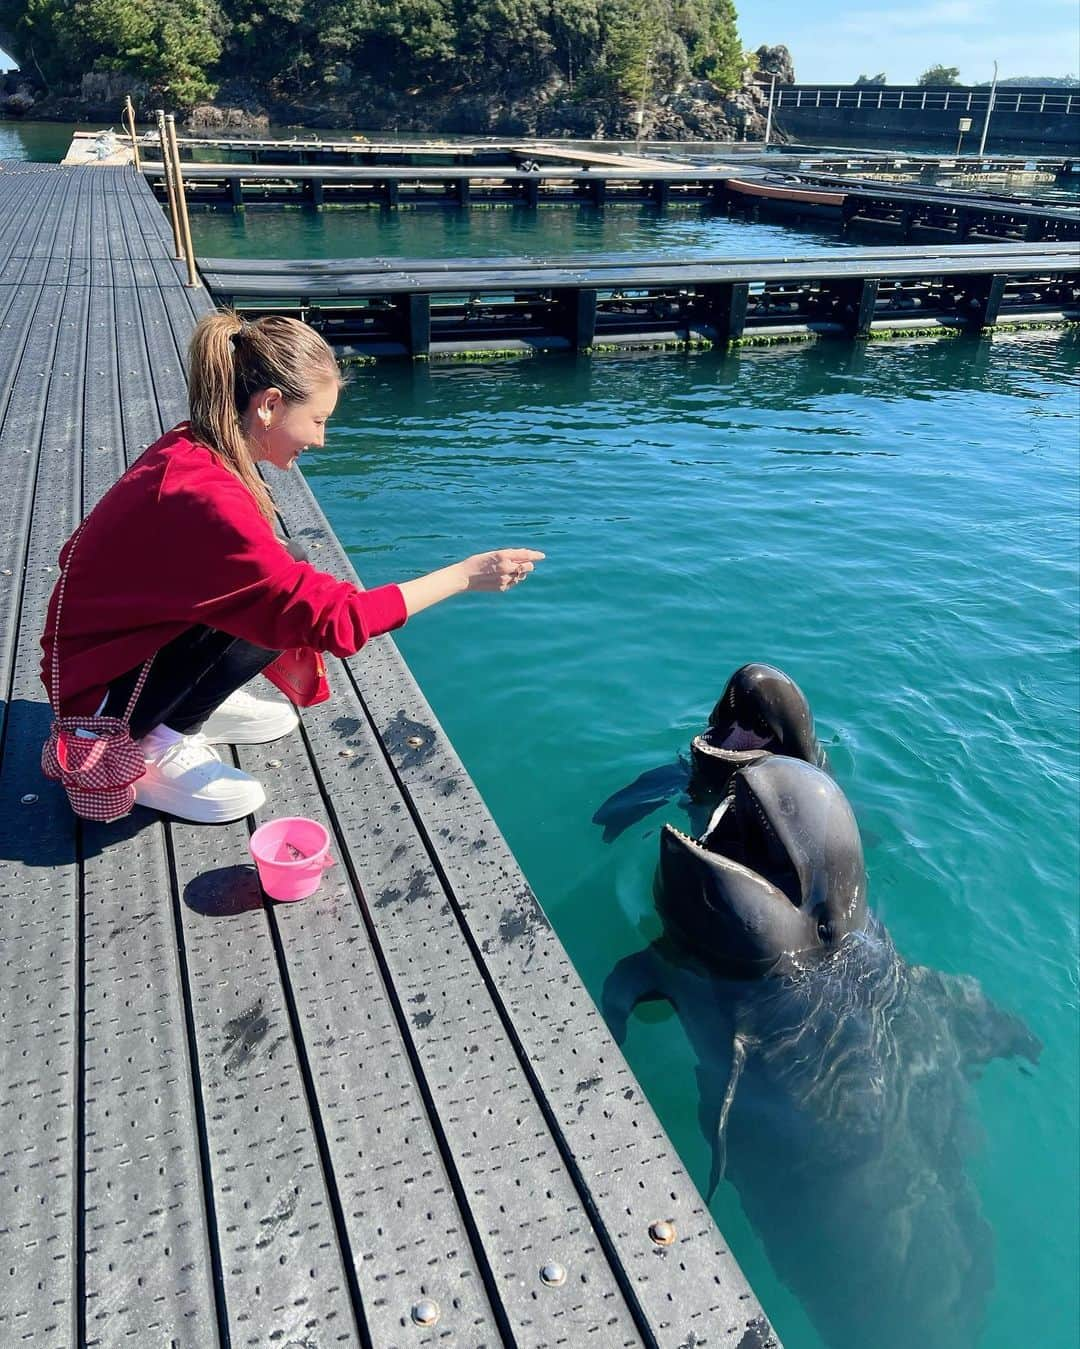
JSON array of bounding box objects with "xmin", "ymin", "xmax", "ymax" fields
[
  {"xmin": 0, "ymin": 119, "xmax": 89, "ymax": 161},
  {"xmin": 191, "ymin": 200, "xmax": 855, "ymax": 262},
  {"xmin": 304, "ymin": 334, "xmax": 1079, "ymax": 1348},
  {"xmin": 190, "ymin": 202, "xmax": 1080, "ymax": 1347}
]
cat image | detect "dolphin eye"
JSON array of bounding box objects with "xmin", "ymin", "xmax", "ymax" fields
[{"xmin": 816, "ymin": 915, "xmax": 832, "ymax": 942}]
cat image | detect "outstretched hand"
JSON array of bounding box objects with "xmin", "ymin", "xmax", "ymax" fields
[{"xmin": 460, "ymin": 548, "xmax": 546, "ymax": 593}]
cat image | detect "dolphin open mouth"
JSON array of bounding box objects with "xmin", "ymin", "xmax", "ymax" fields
[
  {"xmin": 659, "ymin": 757, "xmax": 867, "ymax": 976},
  {"xmin": 690, "ymin": 662, "xmax": 825, "ymax": 794},
  {"xmin": 703, "ymin": 784, "xmax": 802, "ymax": 903},
  {"xmin": 690, "ymin": 720, "xmax": 777, "ymax": 782}
]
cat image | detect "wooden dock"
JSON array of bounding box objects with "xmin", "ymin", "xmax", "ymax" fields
[
  {"xmin": 199, "ymin": 242, "xmax": 1080, "ymax": 357},
  {"xmin": 0, "ymin": 162, "xmax": 778, "ymax": 1347}
]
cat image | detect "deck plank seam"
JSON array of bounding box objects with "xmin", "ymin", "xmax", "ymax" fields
[{"xmin": 67, "ymin": 170, "xmax": 97, "ymax": 1349}]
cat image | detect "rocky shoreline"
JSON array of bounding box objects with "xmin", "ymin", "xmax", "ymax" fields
[{"xmin": 2, "ymin": 46, "xmax": 794, "ymax": 144}]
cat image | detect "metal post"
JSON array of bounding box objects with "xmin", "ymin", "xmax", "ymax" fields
[
  {"xmin": 764, "ymin": 74, "xmax": 777, "ymax": 145},
  {"xmin": 978, "ymin": 61, "xmax": 998, "ymax": 156},
  {"xmin": 156, "ymin": 110, "xmax": 183, "ymax": 259},
  {"xmin": 122, "ymin": 95, "xmax": 141, "ymax": 171},
  {"xmin": 165, "ymin": 114, "xmax": 200, "ymax": 288}
]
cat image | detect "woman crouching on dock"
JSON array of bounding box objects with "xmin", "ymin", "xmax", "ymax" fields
[{"xmin": 39, "ymin": 312, "xmax": 543, "ymax": 824}]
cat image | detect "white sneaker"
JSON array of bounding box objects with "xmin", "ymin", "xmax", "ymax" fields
[
  {"xmin": 134, "ymin": 729, "xmax": 266, "ymax": 823},
  {"xmin": 201, "ymin": 686, "xmax": 299, "ymax": 746}
]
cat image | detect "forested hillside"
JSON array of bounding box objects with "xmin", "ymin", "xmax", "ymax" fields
[{"xmin": 0, "ymin": 0, "xmax": 778, "ymax": 137}]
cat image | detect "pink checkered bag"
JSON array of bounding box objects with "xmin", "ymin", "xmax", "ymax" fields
[{"xmin": 41, "ymin": 521, "xmax": 153, "ymax": 823}]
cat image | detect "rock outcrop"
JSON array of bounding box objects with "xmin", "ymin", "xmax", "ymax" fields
[{"xmin": 754, "ymin": 45, "xmax": 796, "ymax": 85}]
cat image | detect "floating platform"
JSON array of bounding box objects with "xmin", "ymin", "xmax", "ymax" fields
[
  {"xmin": 60, "ymin": 129, "xmax": 135, "ymax": 167},
  {"xmin": 164, "ymin": 134, "xmax": 689, "ymax": 172},
  {"xmin": 166, "ymin": 133, "xmax": 1080, "ymax": 179},
  {"xmin": 143, "ymin": 159, "xmax": 736, "ymax": 209},
  {"xmin": 142, "ymin": 158, "xmax": 1080, "ymax": 243},
  {"xmin": 199, "ymin": 241, "xmax": 1080, "ymax": 358},
  {"xmin": 0, "ymin": 161, "xmax": 778, "ymax": 1347}
]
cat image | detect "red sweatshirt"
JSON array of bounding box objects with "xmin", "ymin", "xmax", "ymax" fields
[{"xmin": 40, "ymin": 424, "xmax": 407, "ymax": 716}]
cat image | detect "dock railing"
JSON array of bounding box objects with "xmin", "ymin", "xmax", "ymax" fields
[
  {"xmin": 154, "ymin": 108, "xmax": 200, "ymax": 288},
  {"xmin": 155, "ymin": 109, "xmax": 183, "ymax": 260},
  {"xmin": 122, "ymin": 96, "xmax": 141, "ymax": 172}
]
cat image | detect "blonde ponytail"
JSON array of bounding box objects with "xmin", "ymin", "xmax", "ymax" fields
[{"xmin": 187, "ymin": 310, "xmax": 342, "ymax": 524}]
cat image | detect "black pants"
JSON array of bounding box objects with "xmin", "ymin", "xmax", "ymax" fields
[{"xmin": 103, "ymin": 626, "xmax": 282, "ymax": 741}]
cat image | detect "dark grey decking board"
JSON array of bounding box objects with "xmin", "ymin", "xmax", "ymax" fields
[
  {"xmin": 81, "ymin": 167, "xmax": 223, "ymax": 1348},
  {"xmin": 197, "ymin": 239, "xmax": 1080, "ymax": 276},
  {"xmin": 0, "ymin": 165, "xmax": 779, "ymax": 1348},
  {"xmin": 200, "ymin": 245, "xmax": 1080, "ymax": 299},
  {"xmin": 0, "ymin": 168, "xmax": 89, "ymax": 1349}
]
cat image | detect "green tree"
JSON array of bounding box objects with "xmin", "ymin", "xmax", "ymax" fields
[
  {"xmin": 12, "ymin": 0, "xmax": 221, "ymax": 103},
  {"xmin": 225, "ymin": 0, "xmax": 307, "ymax": 84},
  {"xmin": 599, "ymin": 0, "xmax": 665, "ymax": 101},
  {"xmin": 1, "ymin": 0, "xmax": 749, "ymax": 111},
  {"xmin": 152, "ymin": 0, "xmax": 223, "ymax": 104},
  {"xmin": 688, "ymin": 0, "xmax": 742, "ymax": 91},
  {"xmin": 854, "ymin": 72, "xmax": 886, "ymax": 86},
  {"xmin": 457, "ymin": 0, "xmax": 554, "ymax": 82},
  {"xmin": 917, "ymin": 64, "xmax": 960, "ymax": 86},
  {"xmin": 548, "ymin": 0, "xmax": 603, "ymax": 89}
]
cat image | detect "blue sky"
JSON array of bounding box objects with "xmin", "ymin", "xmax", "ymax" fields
[
  {"xmin": 1, "ymin": 0, "xmax": 1078, "ymax": 82},
  {"xmin": 742, "ymin": 0, "xmax": 1079, "ymax": 84}
]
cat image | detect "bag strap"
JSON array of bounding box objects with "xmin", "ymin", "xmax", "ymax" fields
[{"xmin": 50, "ymin": 519, "xmax": 153, "ymax": 725}]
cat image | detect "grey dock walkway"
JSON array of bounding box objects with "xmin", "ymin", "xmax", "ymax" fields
[{"xmin": 0, "ymin": 162, "xmax": 777, "ymax": 1348}]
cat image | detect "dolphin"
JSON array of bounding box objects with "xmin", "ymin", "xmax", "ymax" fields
[
  {"xmin": 603, "ymin": 758, "xmax": 1040, "ymax": 1349},
  {"xmin": 659, "ymin": 758, "xmax": 866, "ymax": 976},
  {"xmin": 592, "ymin": 665, "xmax": 828, "ymax": 844},
  {"xmin": 690, "ymin": 662, "xmax": 828, "ymax": 794}
]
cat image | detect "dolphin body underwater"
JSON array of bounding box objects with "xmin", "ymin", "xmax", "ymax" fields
[{"xmin": 601, "ymin": 669, "xmax": 1040, "ymax": 1349}]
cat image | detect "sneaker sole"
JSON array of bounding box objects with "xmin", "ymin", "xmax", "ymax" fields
[{"xmin": 134, "ymin": 778, "xmax": 267, "ymax": 824}]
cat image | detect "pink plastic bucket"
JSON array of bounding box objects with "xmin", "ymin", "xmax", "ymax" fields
[{"xmin": 249, "ymin": 816, "xmax": 334, "ymax": 902}]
